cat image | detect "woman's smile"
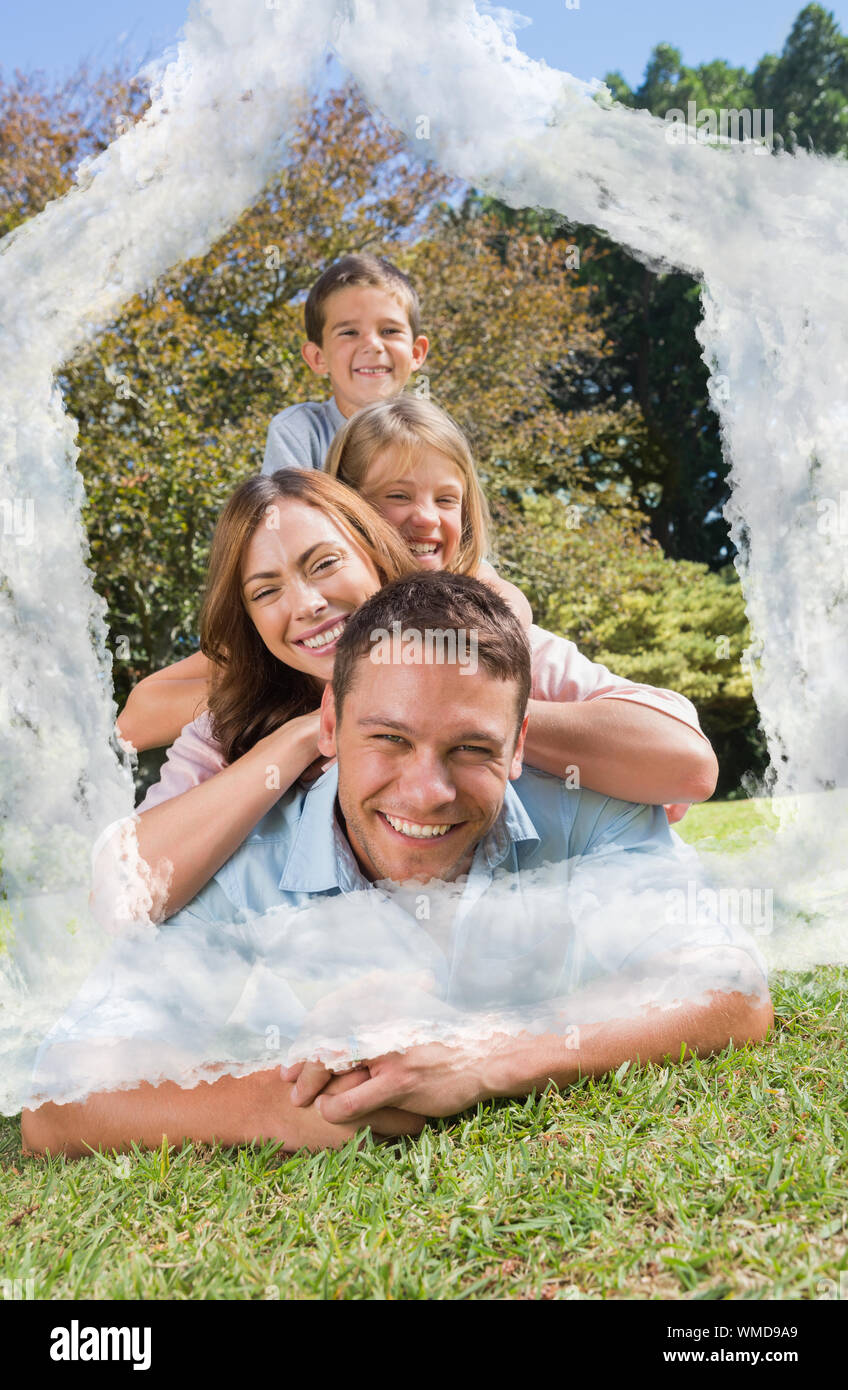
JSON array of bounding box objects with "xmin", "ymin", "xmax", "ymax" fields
[{"xmin": 292, "ymin": 614, "xmax": 349, "ymax": 654}]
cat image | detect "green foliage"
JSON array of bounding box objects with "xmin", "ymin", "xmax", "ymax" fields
[
  {"xmin": 607, "ymin": 4, "xmax": 848, "ymax": 158},
  {"xmin": 569, "ymin": 6, "xmax": 848, "ymax": 566}
]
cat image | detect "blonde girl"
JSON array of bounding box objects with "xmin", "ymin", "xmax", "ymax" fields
[{"xmin": 324, "ymin": 395, "xmax": 532, "ymax": 624}]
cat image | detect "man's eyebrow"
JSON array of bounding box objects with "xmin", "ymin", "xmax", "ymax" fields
[
  {"xmin": 242, "ymin": 542, "xmax": 334, "ymax": 588},
  {"xmin": 358, "ymin": 716, "xmax": 503, "ymax": 743}
]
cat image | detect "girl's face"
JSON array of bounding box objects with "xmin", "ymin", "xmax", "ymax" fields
[
  {"xmin": 240, "ymin": 498, "xmax": 381, "ymax": 682},
  {"xmin": 363, "ymin": 445, "xmax": 465, "ymax": 572}
]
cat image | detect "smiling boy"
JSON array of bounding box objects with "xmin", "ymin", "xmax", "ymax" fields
[{"xmin": 262, "ymin": 254, "xmax": 429, "ymax": 472}]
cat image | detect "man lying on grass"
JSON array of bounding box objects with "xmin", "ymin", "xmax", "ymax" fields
[{"xmin": 22, "ymin": 573, "xmax": 772, "ymax": 1158}]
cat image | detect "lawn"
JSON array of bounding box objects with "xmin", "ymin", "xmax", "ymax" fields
[{"xmin": 1, "ymin": 798, "xmax": 845, "ymax": 1301}]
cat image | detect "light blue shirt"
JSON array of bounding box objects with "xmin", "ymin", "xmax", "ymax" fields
[
  {"xmin": 167, "ymin": 764, "xmax": 676, "ymax": 931},
  {"xmin": 162, "ymin": 766, "xmax": 723, "ymax": 1011}
]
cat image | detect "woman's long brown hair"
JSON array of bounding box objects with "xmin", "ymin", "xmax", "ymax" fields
[{"xmin": 200, "ymin": 469, "xmax": 418, "ymax": 764}]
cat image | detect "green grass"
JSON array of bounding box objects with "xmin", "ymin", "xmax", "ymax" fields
[
  {"xmin": 2, "ymin": 800, "xmax": 845, "ymax": 1301},
  {"xmin": 674, "ymin": 794, "xmax": 780, "ymax": 851}
]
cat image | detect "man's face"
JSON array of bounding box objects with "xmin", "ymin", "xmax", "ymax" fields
[
  {"xmin": 319, "ymin": 657, "xmax": 528, "ymax": 885},
  {"xmin": 301, "ymin": 285, "xmax": 429, "ymax": 418}
]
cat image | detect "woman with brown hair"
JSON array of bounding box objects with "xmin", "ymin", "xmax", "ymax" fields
[{"xmin": 118, "ymin": 468, "xmax": 416, "ymax": 924}]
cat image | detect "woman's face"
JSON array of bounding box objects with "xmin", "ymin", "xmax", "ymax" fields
[
  {"xmin": 362, "ymin": 445, "xmax": 465, "ymax": 571},
  {"xmin": 240, "ymin": 498, "xmax": 381, "ymax": 681}
]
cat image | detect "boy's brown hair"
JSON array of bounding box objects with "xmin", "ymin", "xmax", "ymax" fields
[{"xmin": 304, "ymin": 253, "xmax": 421, "ymax": 345}]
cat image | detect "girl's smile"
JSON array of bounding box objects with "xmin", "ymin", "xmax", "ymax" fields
[{"xmin": 363, "ymin": 445, "xmax": 465, "ymax": 572}]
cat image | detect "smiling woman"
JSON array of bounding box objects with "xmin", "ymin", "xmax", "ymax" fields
[
  {"xmin": 106, "ymin": 470, "xmax": 416, "ymax": 923},
  {"xmin": 204, "ymin": 469, "xmax": 416, "ymax": 763}
]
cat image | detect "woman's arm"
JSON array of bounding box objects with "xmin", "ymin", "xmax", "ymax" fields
[
  {"xmin": 97, "ymin": 711, "xmax": 322, "ymax": 924},
  {"xmin": 116, "ymin": 651, "xmax": 213, "ymax": 753},
  {"xmin": 476, "ymin": 561, "xmax": 533, "ymax": 628}
]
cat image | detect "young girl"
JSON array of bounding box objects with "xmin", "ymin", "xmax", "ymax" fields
[{"xmin": 323, "ymin": 395, "xmax": 534, "ymax": 624}]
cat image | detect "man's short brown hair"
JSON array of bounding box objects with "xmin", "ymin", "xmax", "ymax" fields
[
  {"xmin": 332, "ymin": 571, "xmax": 532, "ymax": 739},
  {"xmin": 304, "ymin": 253, "xmax": 421, "ymax": 345}
]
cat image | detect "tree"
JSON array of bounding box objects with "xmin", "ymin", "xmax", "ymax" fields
[
  {"xmin": 753, "ymin": 4, "xmax": 848, "ymax": 156},
  {"xmin": 581, "ymin": 6, "xmax": 848, "ymax": 566},
  {"xmin": 0, "ymin": 64, "xmax": 147, "ymax": 239}
]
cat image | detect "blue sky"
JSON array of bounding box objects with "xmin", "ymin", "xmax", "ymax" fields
[{"xmin": 2, "ymin": 1, "xmax": 845, "ymax": 89}]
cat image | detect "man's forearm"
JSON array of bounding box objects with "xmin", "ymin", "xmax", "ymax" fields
[
  {"xmin": 522, "ymin": 698, "xmax": 718, "ymax": 805},
  {"xmin": 478, "ymin": 976, "xmax": 773, "ymax": 1102},
  {"xmin": 22, "ymin": 1058, "xmax": 426, "ymax": 1159},
  {"xmin": 22, "ymin": 1067, "xmax": 289, "ymax": 1158}
]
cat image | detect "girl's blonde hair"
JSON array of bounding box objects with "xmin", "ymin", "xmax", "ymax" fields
[{"xmin": 323, "ymin": 396, "xmax": 490, "ymax": 575}]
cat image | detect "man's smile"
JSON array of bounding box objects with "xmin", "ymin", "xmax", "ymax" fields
[{"xmin": 377, "ymin": 810, "xmax": 464, "ymax": 841}]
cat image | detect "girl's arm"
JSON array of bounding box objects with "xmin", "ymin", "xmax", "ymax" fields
[
  {"xmin": 524, "ymin": 627, "xmax": 718, "ymax": 808},
  {"xmin": 476, "ymin": 560, "xmax": 533, "ymax": 628},
  {"xmin": 96, "ymin": 711, "xmax": 322, "ymax": 925},
  {"xmin": 522, "ymin": 697, "xmax": 718, "ymax": 807},
  {"xmin": 116, "ymin": 651, "xmax": 213, "ymax": 753}
]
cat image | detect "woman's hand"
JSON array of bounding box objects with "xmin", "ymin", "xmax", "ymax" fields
[{"xmin": 265, "ymin": 708, "xmax": 324, "ymax": 784}]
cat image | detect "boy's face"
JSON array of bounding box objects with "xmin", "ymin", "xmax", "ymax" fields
[{"xmin": 302, "ymin": 285, "xmax": 428, "ymax": 418}]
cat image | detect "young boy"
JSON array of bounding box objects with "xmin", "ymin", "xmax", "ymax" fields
[{"xmin": 262, "ymin": 254, "xmax": 429, "ymax": 473}]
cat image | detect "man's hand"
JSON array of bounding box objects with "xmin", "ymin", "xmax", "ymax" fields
[
  {"xmin": 284, "ymin": 1058, "xmax": 365, "ymax": 1108},
  {"xmin": 302, "ymin": 1041, "xmax": 488, "ymax": 1123},
  {"xmin": 296, "ymin": 1067, "xmax": 426, "ymax": 1149}
]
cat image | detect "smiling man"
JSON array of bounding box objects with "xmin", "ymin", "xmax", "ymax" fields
[{"xmin": 22, "ymin": 574, "xmax": 772, "ymax": 1158}]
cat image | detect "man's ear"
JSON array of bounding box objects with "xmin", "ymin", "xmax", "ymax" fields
[
  {"xmin": 301, "ymin": 340, "xmax": 328, "ymax": 376},
  {"xmin": 509, "ymin": 711, "xmax": 530, "ymax": 781},
  {"xmin": 318, "ymin": 684, "xmax": 338, "ymax": 758}
]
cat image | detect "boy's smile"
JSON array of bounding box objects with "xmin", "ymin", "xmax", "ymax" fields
[{"xmin": 301, "ymin": 285, "xmax": 428, "ymax": 418}]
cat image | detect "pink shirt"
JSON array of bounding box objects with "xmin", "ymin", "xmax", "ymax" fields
[{"xmin": 137, "ymin": 624, "xmax": 707, "ymax": 816}]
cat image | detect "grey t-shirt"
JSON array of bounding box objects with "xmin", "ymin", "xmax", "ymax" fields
[{"xmin": 262, "ymin": 398, "xmax": 346, "ymax": 474}]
